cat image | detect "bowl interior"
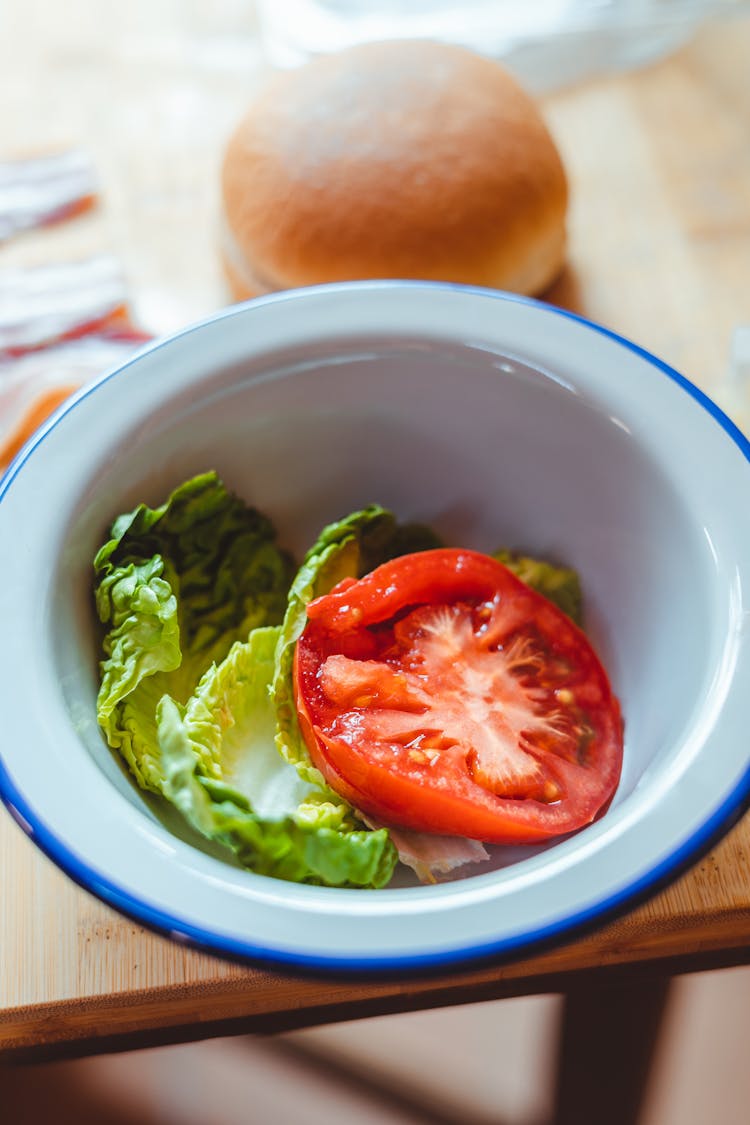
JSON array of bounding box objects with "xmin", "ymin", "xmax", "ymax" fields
[{"xmin": 50, "ymin": 328, "xmax": 716, "ymax": 882}]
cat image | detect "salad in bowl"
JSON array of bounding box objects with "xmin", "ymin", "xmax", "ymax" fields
[{"xmin": 93, "ymin": 471, "xmax": 621, "ymax": 889}]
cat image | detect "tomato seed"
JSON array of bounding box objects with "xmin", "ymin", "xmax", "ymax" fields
[{"xmin": 543, "ymin": 780, "xmax": 562, "ymax": 802}]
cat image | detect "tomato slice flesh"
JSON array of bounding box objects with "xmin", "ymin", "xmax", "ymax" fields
[{"xmin": 294, "ymin": 549, "xmax": 623, "ymax": 845}]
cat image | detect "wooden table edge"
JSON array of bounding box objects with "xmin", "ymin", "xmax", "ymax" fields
[{"xmin": 4, "ymin": 914, "xmax": 750, "ymax": 1062}]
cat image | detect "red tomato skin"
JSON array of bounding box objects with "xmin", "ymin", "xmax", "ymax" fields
[
  {"xmin": 296, "ymin": 549, "xmax": 623, "ymax": 845},
  {"xmin": 306, "ymin": 549, "xmax": 512, "ymax": 633}
]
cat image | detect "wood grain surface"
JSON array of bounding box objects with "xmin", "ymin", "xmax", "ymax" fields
[{"xmin": 2, "ymin": 5, "xmax": 750, "ymax": 1058}]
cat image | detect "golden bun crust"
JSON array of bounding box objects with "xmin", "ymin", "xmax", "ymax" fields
[{"xmin": 221, "ymin": 40, "xmax": 568, "ymax": 296}]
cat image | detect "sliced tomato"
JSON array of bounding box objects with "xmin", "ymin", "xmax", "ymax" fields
[{"xmin": 294, "ymin": 549, "xmax": 623, "ymax": 845}]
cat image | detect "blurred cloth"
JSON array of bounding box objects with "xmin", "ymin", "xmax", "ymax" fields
[
  {"xmin": 0, "ymin": 150, "xmax": 97, "ymax": 243},
  {"xmin": 0, "ymin": 256, "xmax": 150, "ymax": 471}
]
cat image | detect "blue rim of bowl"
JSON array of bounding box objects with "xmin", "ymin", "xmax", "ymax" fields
[{"xmin": 2, "ymin": 279, "xmax": 750, "ymax": 976}]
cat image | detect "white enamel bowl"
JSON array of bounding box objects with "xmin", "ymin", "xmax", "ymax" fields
[{"xmin": 2, "ymin": 281, "xmax": 750, "ymax": 973}]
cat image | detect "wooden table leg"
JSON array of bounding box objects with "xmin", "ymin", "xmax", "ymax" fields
[{"xmin": 551, "ymin": 977, "xmax": 672, "ymax": 1125}]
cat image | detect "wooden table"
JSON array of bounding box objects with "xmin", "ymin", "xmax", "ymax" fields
[{"xmin": 3, "ymin": 9, "xmax": 750, "ymax": 1119}]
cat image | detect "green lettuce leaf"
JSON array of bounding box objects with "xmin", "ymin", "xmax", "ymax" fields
[
  {"xmin": 95, "ymin": 471, "xmax": 294, "ymax": 660},
  {"xmin": 94, "ymin": 471, "xmax": 294, "ymax": 790},
  {"xmin": 493, "ymin": 549, "xmax": 583, "ymax": 625},
  {"xmin": 154, "ymin": 627, "xmax": 397, "ymax": 887},
  {"xmin": 94, "ymin": 475, "xmax": 397, "ymax": 888}
]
